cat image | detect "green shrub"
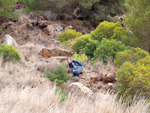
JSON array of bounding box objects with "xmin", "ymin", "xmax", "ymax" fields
[
  {"xmin": 94, "ymin": 38, "xmax": 130, "ymax": 63},
  {"xmin": 71, "ymin": 53, "xmax": 88, "ymax": 63},
  {"xmin": 55, "ymin": 87, "xmax": 68, "ymax": 102},
  {"xmin": 91, "ymin": 21, "xmax": 139, "ymax": 47},
  {"xmin": 44, "ymin": 64, "xmax": 71, "ymax": 85},
  {"xmin": 114, "ymin": 48, "xmax": 149, "ymax": 66},
  {"xmin": 0, "ymin": 44, "xmax": 21, "ymax": 62},
  {"xmin": 0, "ymin": 0, "xmax": 19, "ymax": 18},
  {"xmin": 91, "ymin": 21, "xmax": 121, "ymax": 41},
  {"xmin": 72, "ymin": 34, "xmax": 99, "ymax": 57},
  {"xmin": 58, "ymin": 29, "xmax": 82, "ymax": 43},
  {"xmin": 111, "ymin": 27, "xmax": 140, "ymax": 47},
  {"xmin": 116, "ymin": 56, "xmax": 150, "ymax": 102}
]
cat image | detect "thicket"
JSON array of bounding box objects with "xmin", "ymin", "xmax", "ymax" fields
[
  {"xmin": 44, "ymin": 64, "xmax": 71, "ymax": 85},
  {"xmin": 58, "ymin": 29, "xmax": 82, "ymax": 43},
  {"xmin": 0, "ymin": 0, "xmax": 19, "ymax": 19},
  {"xmin": 94, "ymin": 38, "xmax": 130, "ymax": 63},
  {"xmin": 22, "ymin": 0, "xmax": 124, "ymax": 25},
  {"xmin": 91, "ymin": 21, "xmax": 139, "ymax": 47},
  {"xmin": 114, "ymin": 48, "xmax": 149, "ymax": 66},
  {"xmin": 72, "ymin": 34, "xmax": 99, "ymax": 57},
  {"xmin": 0, "ymin": 44, "xmax": 21, "ymax": 62},
  {"xmin": 116, "ymin": 56, "xmax": 150, "ymax": 103},
  {"xmin": 124, "ymin": 0, "xmax": 150, "ymax": 51}
]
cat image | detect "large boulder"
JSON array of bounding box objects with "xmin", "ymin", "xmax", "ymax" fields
[
  {"xmin": 69, "ymin": 82, "xmax": 93, "ymax": 97},
  {"xmin": 2, "ymin": 34, "xmax": 18, "ymax": 47},
  {"xmin": 39, "ymin": 48, "xmax": 73, "ymax": 58}
]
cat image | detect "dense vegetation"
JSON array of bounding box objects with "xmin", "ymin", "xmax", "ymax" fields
[
  {"xmin": 0, "ymin": 0, "xmax": 150, "ymax": 106},
  {"xmin": 22, "ymin": 0, "xmax": 125, "ymax": 25},
  {"xmin": 116, "ymin": 56, "xmax": 150, "ymax": 102}
]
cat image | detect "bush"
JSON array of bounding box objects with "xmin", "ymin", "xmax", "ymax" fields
[
  {"xmin": 125, "ymin": 0, "xmax": 150, "ymax": 39},
  {"xmin": 55, "ymin": 87, "xmax": 68, "ymax": 102},
  {"xmin": 111, "ymin": 27, "xmax": 140, "ymax": 47},
  {"xmin": 58, "ymin": 29, "xmax": 82, "ymax": 43},
  {"xmin": 91, "ymin": 21, "xmax": 121, "ymax": 41},
  {"xmin": 0, "ymin": 44, "xmax": 21, "ymax": 62},
  {"xmin": 71, "ymin": 53, "xmax": 88, "ymax": 63},
  {"xmin": 116, "ymin": 56, "xmax": 150, "ymax": 102},
  {"xmin": 114, "ymin": 48, "xmax": 149, "ymax": 66},
  {"xmin": 0, "ymin": 0, "xmax": 19, "ymax": 19},
  {"xmin": 91, "ymin": 21, "xmax": 139, "ymax": 47},
  {"xmin": 72, "ymin": 34, "xmax": 99, "ymax": 57},
  {"xmin": 44, "ymin": 64, "xmax": 71, "ymax": 85},
  {"xmin": 94, "ymin": 38, "xmax": 130, "ymax": 63}
]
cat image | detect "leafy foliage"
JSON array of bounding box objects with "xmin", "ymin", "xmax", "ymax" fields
[
  {"xmin": 91, "ymin": 21, "xmax": 139, "ymax": 46},
  {"xmin": 91, "ymin": 21, "xmax": 121, "ymax": 41},
  {"xmin": 44, "ymin": 64, "xmax": 71, "ymax": 85},
  {"xmin": 114, "ymin": 48, "xmax": 149, "ymax": 66},
  {"xmin": 125, "ymin": 0, "xmax": 150, "ymax": 39},
  {"xmin": 22, "ymin": 0, "xmax": 100, "ymax": 14},
  {"xmin": 0, "ymin": 0, "xmax": 19, "ymax": 18},
  {"xmin": 58, "ymin": 29, "xmax": 82, "ymax": 43},
  {"xmin": 116, "ymin": 56, "xmax": 150, "ymax": 102},
  {"xmin": 94, "ymin": 38, "xmax": 130, "ymax": 63},
  {"xmin": 55, "ymin": 87, "xmax": 68, "ymax": 102},
  {"xmin": 71, "ymin": 53, "xmax": 88, "ymax": 63},
  {"xmin": 0, "ymin": 44, "xmax": 21, "ymax": 62},
  {"xmin": 72, "ymin": 34, "xmax": 99, "ymax": 57},
  {"xmin": 22, "ymin": 0, "xmax": 124, "ymax": 25}
]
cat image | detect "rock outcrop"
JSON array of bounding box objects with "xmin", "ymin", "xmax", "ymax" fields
[
  {"xmin": 69, "ymin": 82, "xmax": 93, "ymax": 97},
  {"xmin": 2, "ymin": 34, "xmax": 18, "ymax": 47},
  {"xmin": 39, "ymin": 48, "xmax": 73, "ymax": 58},
  {"xmin": 102, "ymin": 72, "xmax": 116, "ymax": 83}
]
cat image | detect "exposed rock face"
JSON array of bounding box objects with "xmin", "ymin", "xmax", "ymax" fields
[
  {"xmin": 39, "ymin": 48, "xmax": 73, "ymax": 58},
  {"xmin": 102, "ymin": 72, "xmax": 116, "ymax": 83},
  {"xmin": 69, "ymin": 82, "xmax": 93, "ymax": 97},
  {"xmin": 2, "ymin": 34, "xmax": 18, "ymax": 47}
]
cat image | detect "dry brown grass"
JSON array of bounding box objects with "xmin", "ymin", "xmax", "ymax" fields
[
  {"xmin": 0, "ymin": 56, "xmax": 149, "ymax": 113},
  {"xmin": 0, "ymin": 84, "xmax": 149, "ymax": 113}
]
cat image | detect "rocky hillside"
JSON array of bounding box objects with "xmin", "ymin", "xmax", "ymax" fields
[
  {"xmin": 0, "ymin": 13, "xmax": 117, "ymax": 93},
  {"xmin": 0, "ymin": 4, "xmax": 149, "ymax": 112}
]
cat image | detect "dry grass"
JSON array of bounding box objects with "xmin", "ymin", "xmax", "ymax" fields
[
  {"xmin": 0, "ymin": 85, "xmax": 149, "ymax": 113},
  {"xmin": 0, "ymin": 57, "xmax": 149, "ymax": 113}
]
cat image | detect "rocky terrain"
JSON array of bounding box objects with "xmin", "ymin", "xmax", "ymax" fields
[
  {"xmin": 0, "ymin": 3, "xmax": 149, "ymax": 112},
  {"xmin": 0, "ymin": 12, "xmax": 118, "ymax": 94}
]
